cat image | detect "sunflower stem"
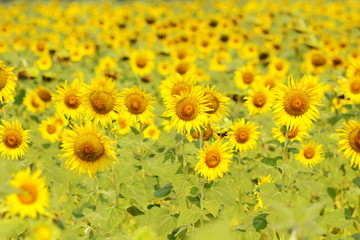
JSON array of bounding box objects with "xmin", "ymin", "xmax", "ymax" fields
[
  {"xmin": 140, "ymin": 122, "xmax": 145, "ymax": 179},
  {"xmin": 182, "ymin": 129, "xmax": 187, "ymax": 180},
  {"xmin": 199, "ymin": 177, "xmax": 205, "ymax": 227},
  {"xmin": 113, "ymin": 166, "xmax": 118, "ymax": 206},
  {"xmin": 282, "ymin": 128, "xmax": 289, "ymax": 192}
]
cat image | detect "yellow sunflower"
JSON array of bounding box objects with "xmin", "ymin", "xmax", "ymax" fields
[
  {"xmin": 112, "ymin": 115, "xmax": 132, "ymax": 136},
  {"xmin": 39, "ymin": 118, "xmax": 62, "ymax": 143},
  {"xmin": 160, "ymin": 73, "xmax": 196, "ymax": 100},
  {"xmin": 244, "ymin": 84, "xmax": 273, "ymax": 116},
  {"xmin": 82, "ymin": 79, "xmax": 122, "ymax": 127},
  {"xmin": 234, "ymin": 64, "xmax": 260, "ymax": 90},
  {"xmin": 296, "ymin": 141, "xmax": 324, "ymax": 167},
  {"xmin": 272, "ymin": 122, "xmax": 309, "ymax": 143},
  {"xmin": 272, "ymin": 75, "xmax": 323, "ymax": 130},
  {"xmin": 0, "ymin": 119, "xmax": 30, "ymax": 160},
  {"xmin": 162, "ymin": 87, "xmax": 210, "ymax": 133},
  {"xmin": 60, "ymin": 122, "xmax": 117, "ymax": 178},
  {"xmin": 54, "ymin": 79, "xmax": 84, "ymax": 120},
  {"xmin": 194, "ymin": 139, "xmax": 233, "ymax": 181},
  {"xmin": 346, "ymin": 60, "xmax": 360, "ymax": 79},
  {"xmin": 36, "ymin": 86, "xmax": 53, "ymax": 108},
  {"xmin": 336, "ymin": 119, "xmax": 360, "ymax": 167},
  {"xmin": 0, "ymin": 61, "xmax": 17, "ymax": 104},
  {"xmin": 203, "ymin": 85, "xmax": 230, "ymax": 123},
  {"xmin": 268, "ymin": 57, "xmax": 289, "ymax": 77},
  {"xmin": 4, "ymin": 168, "xmax": 49, "ymax": 218},
  {"xmin": 23, "ymin": 91, "xmax": 46, "ymax": 113},
  {"xmin": 143, "ymin": 124, "xmax": 160, "ymax": 141},
  {"xmin": 228, "ymin": 118, "xmax": 259, "ymax": 153},
  {"xmin": 340, "ymin": 77, "xmax": 360, "ymax": 103},
  {"xmin": 120, "ymin": 86, "xmax": 154, "ymax": 125},
  {"xmin": 130, "ymin": 50, "xmax": 155, "ymax": 76}
]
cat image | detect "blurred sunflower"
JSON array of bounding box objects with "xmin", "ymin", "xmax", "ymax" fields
[
  {"xmin": 112, "ymin": 116, "xmax": 132, "ymax": 136},
  {"xmin": 296, "ymin": 141, "xmax": 324, "ymax": 167},
  {"xmin": 244, "ymin": 84, "xmax": 273, "ymax": 115},
  {"xmin": 272, "ymin": 122, "xmax": 309, "ymax": 143},
  {"xmin": 229, "ymin": 118, "xmax": 259, "ymax": 153},
  {"xmin": 340, "ymin": 77, "xmax": 360, "ymax": 103},
  {"xmin": 60, "ymin": 122, "xmax": 117, "ymax": 178},
  {"xmin": 0, "ymin": 61, "xmax": 17, "ymax": 104},
  {"xmin": 4, "ymin": 168, "xmax": 49, "ymax": 218},
  {"xmin": 143, "ymin": 124, "xmax": 160, "ymax": 141},
  {"xmin": 36, "ymin": 56, "xmax": 52, "ymax": 71},
  {"xmin": 268, "ymin": 57, "xmax": 289, "ymax": 77},
  {"xmin": 203, "ymin": 85, "xmax": 230, "ymax": 123},
  {"xmin": 82, "ymin": 79, "xmax": 122, "ymax": 127},
  {"xmin": 336, "ymin": 119, "xmax": 360, "ymax": 167},
  {"xmin": 160, "ymin": 73, "xmax": 196, "ymax": 100},
  {"xmin": 163, "ymin": 87, "xmax": 210, "ymax": 133},
  {"xmin": 130, "ymin": 50, "xmax": 155, "ymax": 76},
  {"xmin": 346, "ymin": 60, "xmax": 360, "ymax": 78},
  {"xmin": 120, "ymin": 86, "xmax": 154, "ymax": 125},
  {"xmin": 39, "ymin": 118, "xmax": 61, "ymax": 143},
  {"xmin": 194, "ymin": 139, "xmax": 233, "ymax": 181},
  {"xmin": 272, "ymin": 75, "xmax": 323, "ymax": 130},
  {"xmin": 54, "ymin": 79, "xmax": 84, "ymax": 120},
  {"xmin": 36, "ymin": 86, "xmax": 53, "ymax": 108},
  {"xmin": 234, "ymin": 64, "xmax": 260, "ymax": 90},
  {"xmin": 0, "ymin": 119, "xmax": 30, "ymax": 160},
  {"xmin": 23, "ymin": 91, "xmax": 46, "ymax": 113}
]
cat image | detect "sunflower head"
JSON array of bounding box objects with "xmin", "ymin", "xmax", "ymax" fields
[
  {"xmin": 229, "ymin": 118, "xmax": 259, "ymax": 153},
  {"xmin": 336, "ymin": 120, "xmax": 360, "ymax": 167},
  {"xmin": 296, "ymin": 141, "xmax": 324, "ymax": 167},
  {"xmin": 0, "ymin": 62, "xmax": 17, "ymax": 103}
]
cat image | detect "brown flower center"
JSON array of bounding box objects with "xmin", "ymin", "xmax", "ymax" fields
[
  {"xmin": 349, "ymin": 128, "xmax": 360, "ymax": 153},
  {"xmin": 90, "ymin": 91, "xmax": 114, "ymax": 114},
  {"xmin": 282, "ymin": 127, "xmax": 298, "ymax": 139},
  {"xmin": 17, "ymin": 184, "xmax": 38, "ymax": 204},
  {"xmin": 176, "ymin": 62, "xmax": 189, "ymax": 75},
  {"xmin": 242, "ymin": 72, "xmax": 254, "ymax": 84},
  {"xmin": 47, "ymin": 125, "xmax": 56, "ymax": 134},
  {"xmin": 275, "ymin": 63, "xmax": 283, "ymax": 71},
  {"xmin": 252, "ymin": 94, "xmax": 266, "ymax": 108},
  {"xmin": 125, "ymin": 93, "xmax": 147, "ymax": 115},
  {"xmin": 191, "ymin": 126, "xmax": 213, "ymax": 141},
  {"xmin": 175, "ymin": 98, "xmax": 198, "ymax": 121},
  {"xmin": 171, "ymin": 82, "xmax": 190, "ymax": 96},
  {"xmin": 205, "ymin": 94, "xmax": 219, "ymax": 114},
  {"xmin": 118, "ymin": 119, "xmax": 127, "ymax": 129},
  {"xmin": 205, "ymin": 150, "xmax": 221, "ymax": 168},
  {"xmin": 304, "ymin": 147, "xmax": 315, "ymax": 159},
  {"xmin": 350, "ymin": 81, "xmax": 360, "ymax": 94},
  {"xmin": 3, "ymin": 130, "xmax": 22, "ymax": 149},
  {"xmin": 136, "ymin": 56, "xmax": 148, "ymax": 68},
  {"xmin": 235, "ymin": 129, "xmax": 249, "ymax": 143},
  {"xmin": 311, "ymin": 53, "xmax": 326, "ymax": 67},
  {"xmin": 65, "ymin": 91, "xmax": 80, "ymax": 109},
  {"xmin": 283, "ymin": 89, "xmax": 310, "ymax": 116},
  {"xmin": 37, "ymin": 89, "xmax": 52, "ymax": 102},
  {"xmin": 0, "ymin": 68, "xmax": 8, "ymax": 90},
  {"xmin": 36, "ymin": 43, "xmax": 45, "ymax": 52},
  {"xmin": 74, "ymin": 134, "xmax": 105, "ymax": 162}
]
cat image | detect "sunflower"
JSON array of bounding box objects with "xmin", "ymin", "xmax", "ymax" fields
[
  {"xmin": 157, "ymin": 60, "xmax": 171, "ymax": 76},
  {"xmin": 194, "ymin": 139, "xmax": 233, "ymax": 181},
  {"xmin": 4, "ymin": 168, "xmax": 49, "ymax": 218},
  {"xmin": 160, "ymin": 73, "xmax": 196, "ymax": 100},
  {"xmin": 336, "ymin": 120, "xmax": 360, "ymax": 167},
  {"xmin": 39, "ymin": 118, "xmax": 62, "ymax": 143},
  {"xmin": 238, "ymin": 43, "xmax": 258, "ymax": 60},
  {"xmin": 36, "ymin": 86, "xmax": 53, "ymax": 108},
  {"xmin": 234, "ymin": 64, "xmax": 260, "ymax": 90},
  {"xmin": 244, "ymin": 84, "xmax": 273, "ymax": 116},
  {"xmin": 228, "ymin": 118, "xmax": 259, "ymax": 153},
  {"xmin": 112, "ymin": 115, "xmax": 132, "ymax": 135},
  {"xmin": 120, "ymin": 86, "xmax": 154, "ymax": 125},
  {"xmin": 23, "ymin": 91, "xmax": 46, "ymax": 113},
  {"xmin": 340, "ymin": 77, "xmax": 360, "ymax": 103},
  {"xmin": 209, "ymin": 52, "xmax": 231, "ymax": 72},
  {"xmin": 130, "ymin": 50, "xmax": 155, "ymax": 76},
  {"xmin": 36, "ymin": 56, "xmax": 52, "ymax": 71},
  {"xmin": 272, "ymin": 122, "xmax": 309, "ymax": 143},
  {"xmin": 203, "ymin": 85, "xmax": 230, "ymax": 123},
  {"xmin": 189, "ymin": 123, "xmax": 218, "ymax": 142},
  {"xmin": 31, "ymin": 221, "xmax": 58, "ymax": 240},
  {"xmin": 60, "ymin": 122, "xmax": 117, "ymax": 178},
  {"xmin": 162, "ymin": 86, "xmax": 210, "ymax": 133},
  {"xmin": 346, "ymin": 59, "xmax": 360, "ymax": 79},
  {"xmin": 302, "ymin": 50, "xmax": 328, "ymax": 74},
  {"xmin": 268, "ymin": 57, "xmax": 289, "ymax": 77},
  {"xmin": 296, "ymin": 141, "xmax": 324, "ymax": 167},
  {"xmin": 82, "ymin": 79, "xmax": 122, "ymax": 127},
  {"xmin": 0, "ymin": 61, "xmax": 17, "ymax": 104},
  {"xmin": 143, "ymin": 124, "xmax": 160, "ymax": 141},
  {"xmin": 260, "ymin": 72, "xmax": 283, "ymax": 90},
  {"xmin": 54, "ymin": 79, "xmax": 84, "ymax": 120},
  {"xmin": 256, "ymin": 174, "xmax": 274, "ymax": 188},
  {"xmin": 0, "ymin": 119, "xmax": 30, "ymax": 160},
  {"xmin": 272, "ymin": 75, "xmax": 323, "ymax": 130},
  {"xmin": 254, "ymin": 174, "xmax": 274, "ymax": 210}
]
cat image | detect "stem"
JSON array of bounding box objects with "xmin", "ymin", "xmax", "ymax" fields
[
  {"xmin": 282, "ymin": 128, "xmax": 289, "ymax": 192},
  {"xmin": 113, "ymin": 166, "xmax": 118, "ymax": 206},
  {"xmin": 140, "ymin": 122, "xmax": 145, "ymax": 179},
  {"xmin": 200, "ymin": 178, "xmax": 205, "ymax": 226},
  {"xmin": 182, "ymin": 129, "xmax": 187, "ymax": 180}
]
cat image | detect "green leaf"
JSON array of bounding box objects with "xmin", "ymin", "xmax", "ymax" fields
[
  {"xmin": 127, "ymin": 205, "xmax": 145, "ymax": 216},
  {"xmin": 130, "ymin": 126, "xmax": 140, "ymax": 135},
  {"xmin": 353, "ymin": 176, "xmax": 360, "ymax": 188},
  {"xmin": 324, "ymin": 208, "xmax": 352, "ymax": 229},
  {"xmin": 253, "ymin": 213, "xmax": 268, "ymax": 231},
  {"xmin": 288, "ymin": 148, "xmax": 299, "ymax": 153},
  {"xmin": 154, "ymin": 183, "xmax": 173, "ymax": 198},
  {"xmin": 261, "ymin": 157, "xmax": 280, "ymax": 167},
  {"xmin": 14, "ymin": 89, "xmax": 25, "ymax": 105},
  {"xmin": 177, "ymin": 208, "xmax": 201, "ymax": 226},
  {"xmin": 280, "ymin": 126, "xmax": 287, "ymax": 133}
]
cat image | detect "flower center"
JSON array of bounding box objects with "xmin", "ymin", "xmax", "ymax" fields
[
  {"xmin": 191, "ymin": 126, "xmax": 213, "ymax": 141},
  {"xmin": 175, "ymin": 98, "xmax": 198, "ymax": 121},
  {"xmin": 37, "ymin": 89, "xmax": 52, "ymax": 102},
  {"xmin": 275, "ymin": 63, "xmax": 283, "ymax": 71},
  {"xmin": 118, "ymin": 119, "xmax": 127, "ymax": 129},
  {"xmin": 74, "ymin": 134, "xmax": 105, "ymax": 162},
  {"xmin": 349, "ymin": 128, "xmax": 360, "ymax": 153},
  {"xmin": 311, "ymin": 53, "xmax": 326, "ymax": 67},
  {"xmin": 235, "ymin": 129, "xmax": 249, "ymax": 143},
  {"xmin": 90, "ymin": 91, "xmax": 114, "ymax": 114},
  {"xmin": 47, "ymin": 125, "xmax": 56, "ymax": 134},
  {"xmin": 282, "ymin": 127, "xmax": 298, "ymax": 139},
  {"xmin": 171, "ymin": 82, "xmax": 190, "ymax": 96},
  {"xmin": 283, "ymin": 89, "xmax": 310, "ymax": 116},
  {"xmin": 242, "ymin": 72, "xmax": 254, "ymax": 84},
  {"xmin": 205, "ymin": 94, "xmax": 219, "ymax": 114},
  {"xmin": 176, "ymin": 62, "xmax": 189, "ymax": 75},
  {"xmin": 125, "ymin": 93, "xmax": 147, "ymax": 115},
  {"xmin": 37, "ymin": 43, "xmax": 45, "ymax": 52},
  {"xmin": 304, "ymin": 147, "xmax": 315, "ymax": 159},
  {"xmin": 136, "ymin": 56, "xmax": 147, "ymax": 68},
  {"xmin": 350, "ymin": 81, "xmax": 360, "ymax": 94},
  {"xmin": 65, "ymin": 91, "xmax": 80, "ymax": 109},
  {"xmin": 252, "ymin": 94, "xmax": 266, "ymax": 107},
  {"xmin": 0, "ymin": 68, "xmax": 8, "ymax": 90},
  {"xmin": 34, "ymin": 226, "xmax": 52, "ymax": 240},
  {"xmin": 17, "ymin": 184, "xmax": 38, "ymax": 204},
  {"xmin": 205, "ymin": 150, "xmax": 221, "ymax": 168},
  {"xmin": 3, "ymin": 130, "xmax": 22, "ymax": 149}
]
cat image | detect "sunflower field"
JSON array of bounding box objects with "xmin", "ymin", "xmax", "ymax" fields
[{"xmin": 1, "ymin": 0, "xmax": 360, "ymax": 239}]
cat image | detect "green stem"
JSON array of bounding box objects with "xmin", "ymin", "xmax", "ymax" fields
[
  {"xmin": 113, "ymin": 166, "xmax": 118, "ymax": 206},
  {"xmin": 282, "ymin": 129, "xmax": 289, "ymax": 192},
  {"xmin": 200, "ymin": 178, "xmax": 205, "ymax": 226},
  {"xmin": 182, "ymin": 129, "xmax": 187, "ymax": 180},
  {"xmin": 140, "ymin": 122, "xmax": 145, "ymax": 179}
]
